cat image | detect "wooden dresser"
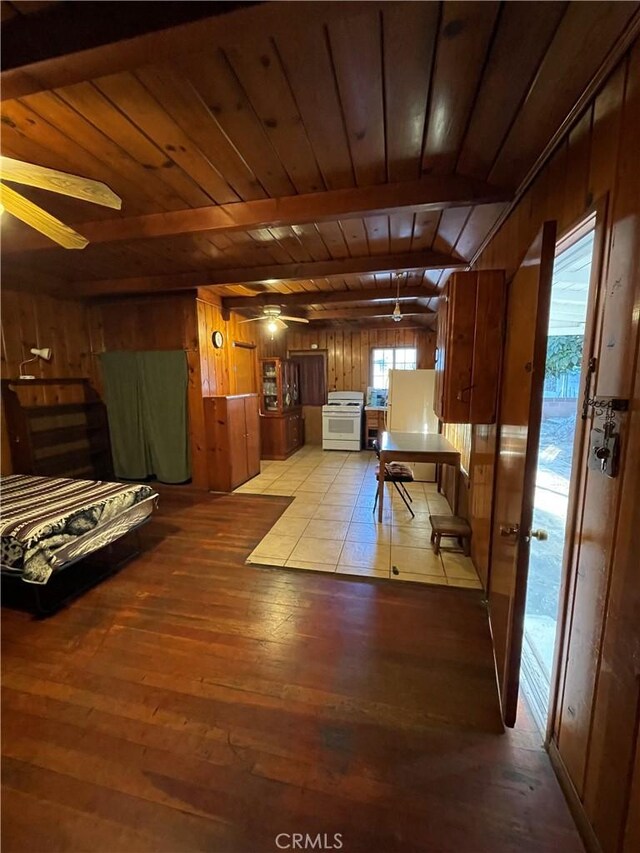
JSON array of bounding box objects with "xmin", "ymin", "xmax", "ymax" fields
[{"xmin": 203, "ymin": 394, "xmax": 260, "ymax": 492}]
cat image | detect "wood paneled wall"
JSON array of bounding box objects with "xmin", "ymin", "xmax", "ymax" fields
[
  {"xmin": 87, "ymin": 292, "xmax": 256, "ymax": 488},
  {"xmin": 87, "ymin": 294, "xmax": 198, "ymax": 360},
  {"xmin": 1, "ymin": 289, "xmax": 258, "ymax": 486},
  {"xmin": 1, "ymin": 290, "xmax": 94, "ymax": 400},
  {"xmin": 1, "ymin": 290, "xmax": 95, "ymax": 474},
  {"xmin": 470, "ymin": 41, "xmax": 640, "ymax": 853},
  {"xmin": 196, "ymin": 294, "xmax": 259, "ymax": 397},
  {"xmin": 260, "ymin": 326, "xmax": 435, "ymax": 391},
  {"xmin": 87, "ymin": 293, "xmax": 208, "ymax": 487}
]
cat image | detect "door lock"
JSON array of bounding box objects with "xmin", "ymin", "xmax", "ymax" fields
[
  {"xmin": 589, "ymin": 424, "xmax": 620, "ymax": 477},
  {"xmin": 499, "ymin": 524, "xmax": 520, "ymax": 539}
]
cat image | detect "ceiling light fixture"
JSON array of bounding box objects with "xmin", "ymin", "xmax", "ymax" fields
[
  {"xmin": 239, "ymin": 305, "xmax": 309, "ymax": 340},
  {"xmin": 392, "ymin": 272, "xmax": 405, "ymax": 322}
]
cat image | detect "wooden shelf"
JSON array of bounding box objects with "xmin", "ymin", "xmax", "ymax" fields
[
  {"xmin": 2, "ymin": 378, "xmax": 112, "ymax": 479},
  {"xmin": 31, "ymin": 424, "xmax": 103, "ymax": 449}
]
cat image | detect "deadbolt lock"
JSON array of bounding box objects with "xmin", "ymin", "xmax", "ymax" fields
[{"xmin": 499, "ymin": 524, "xmax": 520, "ymax": 539}]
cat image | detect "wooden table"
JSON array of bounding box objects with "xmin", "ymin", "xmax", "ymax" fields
[{"xmin": 377, "ymin": 431, "xmax": 461, "ymax": 522}]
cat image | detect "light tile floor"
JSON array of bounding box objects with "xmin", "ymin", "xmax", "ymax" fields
[{"xmin": 237, "ymin": 446, "xmax": 482, "ymax": 589}]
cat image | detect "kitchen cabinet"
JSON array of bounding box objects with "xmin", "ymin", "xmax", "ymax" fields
[
  {"xmin": 434, "ymin": 270, "xmax": 506, "ymax": 424},
  {"xmin": 261, "ymin": 409, "xmax": 304, "ymax": 460},
  {"xmin": 204, "ymin": 394, "xmax": 261, "ymax": 491},
  {"xmin": 259, "ymin": 357, "xmax": 303, "ymax": 459},
  {"xmin": 365, "ymin": 408, "xmax": 386, "ymax": 449},
  {"xmin": 259, "ymin": 357, "xmax": 300, "ymax": 414}
]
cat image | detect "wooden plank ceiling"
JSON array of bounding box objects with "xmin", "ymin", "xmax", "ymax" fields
[{"xmin": 1, "ymin": 0, "xmax": 638, "ymax": 327}]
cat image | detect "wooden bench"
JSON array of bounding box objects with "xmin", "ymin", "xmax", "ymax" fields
[{"xmin": 429, "ymin": 514, "xmax": 471, "ymax": 556}]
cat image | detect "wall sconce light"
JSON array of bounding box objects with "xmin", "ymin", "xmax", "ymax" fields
[{"xmin": 19, "ymin": 346, "xmax": 52, "ymax": 379}]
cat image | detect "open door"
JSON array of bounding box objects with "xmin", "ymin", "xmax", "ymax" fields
[{"xmin": 489, "ymin": 221, "xmax": 557, "ymax": 727}]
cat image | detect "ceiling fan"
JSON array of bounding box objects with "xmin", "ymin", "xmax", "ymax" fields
[
  {"xmin": 240, "ymin": 305, "xmax": 310, "ymax": 338},
  {"xmin": 0, "ymin": 156, "xmax": 122, "ymax": 249}
]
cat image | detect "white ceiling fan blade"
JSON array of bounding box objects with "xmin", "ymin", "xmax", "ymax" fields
[
  {"xmin": 0, "ymin": 156, "xmax": 122, "ymax": 210},
  {"xmin": 0, "ymin": 182, "xmax": 88, "ymax": 249},
  {"xmin": 238, "ymin": 316, "xmax": 263, "ymax": 323},
  {"xmin": 280, "ymin": 316, "xmax": 310, "ymax": 324}
]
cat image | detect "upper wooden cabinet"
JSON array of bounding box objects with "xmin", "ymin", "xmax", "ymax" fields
[
  {"xmin": 259, "ymin": 358, "xmax": 300, "ymax": 414},
  {"xmin": 434, "ymin": 270, "xmax": 506, "ymax": 424}
]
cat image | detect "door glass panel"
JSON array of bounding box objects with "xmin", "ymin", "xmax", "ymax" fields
[{"xmin": 522, "ymin": 229, "xmax": 594, "ymax": 724}]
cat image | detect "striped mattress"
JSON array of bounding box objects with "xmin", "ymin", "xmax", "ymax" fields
[{"xmin": 0, "ymin": 474, "xmax": 158, "ymax": 584}]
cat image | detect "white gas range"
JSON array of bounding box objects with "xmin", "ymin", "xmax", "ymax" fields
[{"xmin": 322, "ymin": 391, "xmax": 364, "ymax": 451}]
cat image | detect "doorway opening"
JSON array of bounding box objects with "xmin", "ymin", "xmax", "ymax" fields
[{"xmin": 520, "ymin": 225, "xmax": 595, "ymax": 731}]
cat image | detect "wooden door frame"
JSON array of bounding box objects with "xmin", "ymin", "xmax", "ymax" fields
[
  {"xmin": 498, "ymin": 221, "xmax": 558, "ymax": 725},
  {"xmin": 232, "ymin": 339, "xmax": 257, "ymax": 395},
  {"xmin": 287, "ymin": 348, "xmax": 328, "ymax": 370},
  {"xmin": 546, "ymin": 195, "xmax": 610, "ymax": 746},
  {"xmin": 287, "ymin": 349, "xmax": 328, "ymax": 395}
]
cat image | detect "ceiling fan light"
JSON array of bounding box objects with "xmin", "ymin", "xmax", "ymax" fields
[{"xmin": 266, "ymin": 320, "xmax": 279, "ymax": 338}]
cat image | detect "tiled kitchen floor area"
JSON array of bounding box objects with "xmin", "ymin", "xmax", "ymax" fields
[{"xmin": 235, "ymin": 446, "xmax": 482, "ymax": 589}]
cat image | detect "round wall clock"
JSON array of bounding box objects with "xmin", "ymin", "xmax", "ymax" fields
[{"xmin": 212, "ymin": 330, "xmax": 224, "ymax": 349}]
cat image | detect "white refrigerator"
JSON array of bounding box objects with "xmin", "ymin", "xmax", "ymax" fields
[{"xmin": 386, "ymin": 369, "xmax": 439, "ymax": 481}]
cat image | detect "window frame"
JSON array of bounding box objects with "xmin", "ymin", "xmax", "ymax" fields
[{"xmin": 369, "ymin": 346, "xmax": 418, "ymax": 389}]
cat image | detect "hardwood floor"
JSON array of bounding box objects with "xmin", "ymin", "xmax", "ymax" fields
[{"xmin": 1, "ymin": 487, "xmax": 582, "ymax": 853}]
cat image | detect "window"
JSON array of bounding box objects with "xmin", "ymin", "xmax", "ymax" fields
[{"xmin": 371, "ymin": 347, "xmax": 417, "ymax": 388}]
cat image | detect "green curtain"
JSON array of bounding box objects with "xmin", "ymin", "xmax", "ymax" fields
[
  {"xmin": 100, "ymin": 351, "xmax": 190, "ymax": 484},
  {"xmin": 100, "ymin": 351, "xmax": 150, "ymax": 480},
  {"xmin": 138, "ymin": 351, "xmax": 190, "ymax": 484}
]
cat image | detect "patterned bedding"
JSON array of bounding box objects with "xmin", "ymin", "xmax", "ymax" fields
[{"xmin": 0, "ymin": 475, "xmax": 158, "ymax": 584}]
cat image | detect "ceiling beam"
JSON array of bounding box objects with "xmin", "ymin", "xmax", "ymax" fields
[
  {"xmin": 3, "ymin": 175, "xmax": 512, "ymax": 255},
  {"xmin": 1, "ymin": 3, "xmax": 255, "ymax": 81},
  {"xmin": 309, "ymin": 317, "xmax": 435, "ymax": 332},
  {"xmin": 222, "ymin": 285, "xmax": 437, "ymax": 309},
  {"xmin": 1, "ymin": 1, "xmax": 381, "ymax": 100},
  {"xmin": 306, "ymin": 305, "xmax": 433, "ymax": 321},
  {"xmin": 72, "ymin": 250, "xmax": 466, "ymax": 297}
]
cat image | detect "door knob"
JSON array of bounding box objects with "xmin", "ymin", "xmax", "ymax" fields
[
  {"xmin": 500, "ymin": 523, "xmax": 520, "ymax": 539},
  {"xmin": 527, "ymin": 529, "xmax": 548, "ymax": 542}
]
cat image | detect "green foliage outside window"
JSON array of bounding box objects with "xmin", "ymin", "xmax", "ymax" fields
[{"xmin": 545, "ymin": 335, "xmax": 583, "ymax": 378}]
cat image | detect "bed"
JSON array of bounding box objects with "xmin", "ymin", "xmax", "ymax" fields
[{"xmin": 1, "ymin": 475, "xmax": 158, "ymax": 605}]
